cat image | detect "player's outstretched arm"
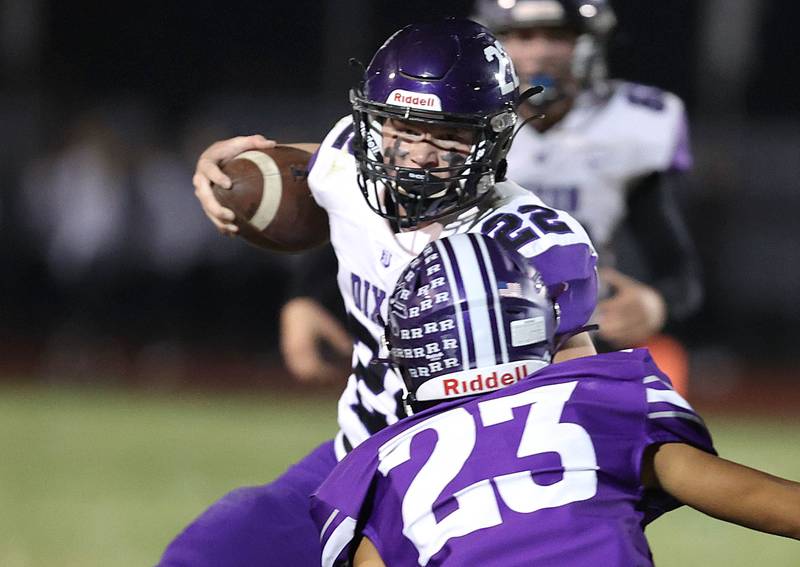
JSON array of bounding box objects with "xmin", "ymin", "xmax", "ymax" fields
[{"xmin": 647, "ymin": 442, "xmax": 800, "ymax": 539}]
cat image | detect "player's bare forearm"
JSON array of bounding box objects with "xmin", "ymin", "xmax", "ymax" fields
[{"xmin": 652, "ymin": 443, "xmax": 800, "ymax": 539}]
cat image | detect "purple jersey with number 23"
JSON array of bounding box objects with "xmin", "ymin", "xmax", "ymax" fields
[{"xmin": 312, "ymin": 349, "xmax": 715, "ymax": 566}]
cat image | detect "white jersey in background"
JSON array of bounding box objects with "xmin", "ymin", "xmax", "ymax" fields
[
  {"xmin": 309, "ymin": 116, "xmax": 598, "ymax": 459},
  {"xmin": 506, "ymin": 80, "xmax": 692, "ymax": 260}
]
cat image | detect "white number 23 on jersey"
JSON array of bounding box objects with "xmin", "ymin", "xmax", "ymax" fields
[{"xmin": 377, "ymin": 381, "xmax": 598, "ymax": 566}]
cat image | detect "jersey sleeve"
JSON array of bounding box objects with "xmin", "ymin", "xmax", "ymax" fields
[
  {"xmin": 612, "ymin": 82, "xmax": 693, "ymax": 176},
  {"xmin": 307, "ymin": 115, "xmax": 355, "ymax": 211},
  {"xmin": 623, "ymin": 170, "xmax": 704, "ymax": 323},
  {"xmin": 642, "ymin": 371, "xmax": 714, "ymax": 452},
  {"xmin": 667, "ymin": 105, "xmax": 692, "ymax": 172},
  {"xmin": 477, "ymin": 193, "xmax": 599, "ymax": 334},
  {"xmin": 312, "ymin": 500, "xmax": 357, "ymax": 567},
  {"xmin": 637, "ymin": 354, "xmax": 716, "ymax": 523},
  {"xmin": 311, "ymin": 444, "xmax": 380, "ymax": 567},
  {"xmin": 525, "ymin": 239, "xmax": 598, "ymax": 336}
]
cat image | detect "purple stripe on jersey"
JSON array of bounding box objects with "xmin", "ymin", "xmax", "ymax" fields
[
  {"xmin": 440, "ymin": 237, "xmax": 476, "ymax": 367},
  {"xmin": 307, "ymin": 148, "xmax": 320, "ymax": 174},
  {"xmin": 332, "ymin": 124, "xmax": 354, "ymax": 149},
  {"xmin": 669, "ymin": 110, "xmax": 693, "ymax": 171},
  {"xmin": 468, "ymin": 234, "xmax": 503, "ymax": 365}
]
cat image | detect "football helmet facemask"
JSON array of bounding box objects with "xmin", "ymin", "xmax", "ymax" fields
[{"xmin": 351, "ymin": 18, "xmax": 521, "ymax": 228}]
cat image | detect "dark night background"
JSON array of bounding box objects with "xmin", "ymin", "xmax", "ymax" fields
[{"xmin": 2, "ymin": 0, "xmax": 798, "ymax": 391}]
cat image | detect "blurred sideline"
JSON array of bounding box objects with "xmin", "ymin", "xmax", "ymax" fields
[{"xmin": 0, "ymin": 336, "xmax": 796, "ymax": 418}]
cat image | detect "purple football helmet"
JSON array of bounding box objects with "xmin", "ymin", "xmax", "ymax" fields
[
  {"xmin": 351, "ymin": 18, "xmax": 521, "ymax": 228},
  {"xmin": 386, "ymin": 233, "xmax": 558, "ymax": 413}
]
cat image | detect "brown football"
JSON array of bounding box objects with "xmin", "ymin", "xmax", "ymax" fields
[{"xmin": 212, "ymin": 145, "xmax": 329, "ymax": 252}]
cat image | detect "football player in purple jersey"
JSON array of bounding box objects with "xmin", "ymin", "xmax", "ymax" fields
[
  {"xmin": 312, "ymin": 233, "xmax": 800, "ymax": 567},
  {"xmin": 161, "ymin": 19, "xmax": 598, "ymax": 567}
]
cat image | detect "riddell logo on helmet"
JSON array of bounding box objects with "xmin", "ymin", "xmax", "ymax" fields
[
  {"xmin": 442, "ymin": 363, "xmax": 529, "ymax": 396},
  {"xmin": 387, "ymin": 89, "xmax": 442, "ymax": 111}
]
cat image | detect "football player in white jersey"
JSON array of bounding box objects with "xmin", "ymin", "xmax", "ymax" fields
[
  {"xmin": 474, "ymin": 0, "xmax": 703, "ymax": 388},
  {"xmin": 280, "ymin": 0, "xmax": 703, "ymax": 393},
  {"xmin": 160, "ymin": 18, "xmax": 598, "ymax": 567}
]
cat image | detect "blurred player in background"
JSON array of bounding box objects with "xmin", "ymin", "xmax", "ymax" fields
[
  {"xmin": 161, "ymin": 19, "xmax": 598, "ymax": 566},
  {"xmin": 474, "ymin": 0, "xmax": 702, "ymax": 391},
  {"xmin": 280, "ymin": 0, "xmax": 703, "ymax": 394},
  {"xmin": 281, "ymin": 245, "xmax": 352, "ymax": 384},
  {"xmin": 313, "ymin": 233, "xmax": 800, "ymax": 567}
]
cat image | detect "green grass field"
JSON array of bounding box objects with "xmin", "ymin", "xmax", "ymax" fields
[{"xmin": 0, "ymin": 386, "xmax": 797, "ymax": 566}]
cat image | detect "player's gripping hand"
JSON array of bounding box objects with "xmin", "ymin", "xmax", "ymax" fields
[
  {"xmin": 192, "ymin": 135, "xmax": 276, "ymax": 235},
  {"xmin": 280, "ymin": 297, "xmax": 353, "ymax": 384},
  {"xmin": 597, "ymin": 267, "xmax": 667, "ymax": 348}
]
